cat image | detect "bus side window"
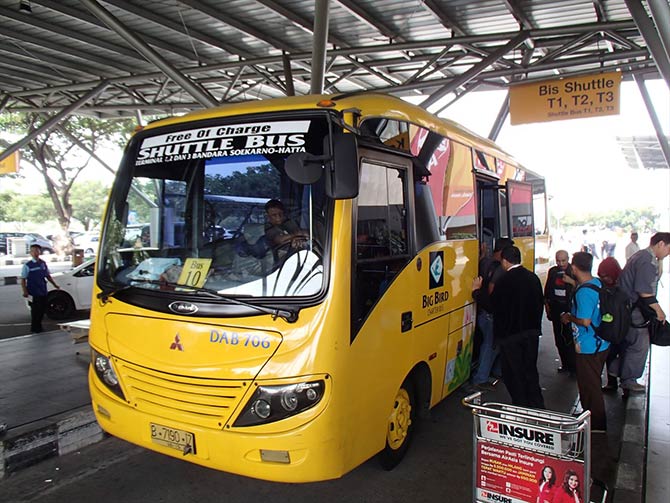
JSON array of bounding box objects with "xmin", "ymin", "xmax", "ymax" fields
[{"xmin": 352, "ymin": 161, "xmax": 410, "ymax": 333}]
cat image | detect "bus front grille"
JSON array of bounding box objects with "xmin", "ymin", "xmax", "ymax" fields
[{"xmin": 117, "ymin": 360, "xmax": 248, "ymax": 429}]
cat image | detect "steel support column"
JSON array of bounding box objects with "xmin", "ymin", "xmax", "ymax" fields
[
  {"xmin": 634, "ymin": 74, "xmax": 670, "ymax": 169},
  {"xmin": 625, "ymin": 0, "xmax": 670, "ymax": 87},
  {"xmin": 488, "ymin": 94, "xmax": 510, "ymax": 141},
  {"xmin": 0, "ymin": 81, "xmax": 109, "ymax": 163},
  {"xmin": 489, "ymin": 47, "xmax": 534, "ymax": 141},
  {"xmin": 0, "ymin": 94, "xmax": 9, "ymax": 114},
  {"xmin": 311, "ymin": 0, "xmax": 330, "ymax": 94},
  {"xmin": 283, "ymin": 52, "xmax": 296, "ymax": 96},
  {"xmin": 647, "ymin": 0, "xmax": 670, "ymax": 65},
  {"xmin": 420, "ymin": 32, "xmax": 528, "ymax": 109},
  {"xmin": 80, "ymin": 0, "xmax": 217, "ymax": 108}
]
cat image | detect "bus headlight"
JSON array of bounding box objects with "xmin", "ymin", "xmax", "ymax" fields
[
  {"xmin": 91, "ymin": 349, "xmax": 125, "ymax": 400},
  {"xmin": 234, "ymin": 380, "xmax": 325, "ymax": 427}
]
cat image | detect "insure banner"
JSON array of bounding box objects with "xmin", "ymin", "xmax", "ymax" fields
[{"xmin": 476, "ymin": 443, "xmax": 584, "ymax": 503}]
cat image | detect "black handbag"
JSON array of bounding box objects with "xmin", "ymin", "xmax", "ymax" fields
[{"xmin": 649, "ymin": 318, "xmax": 670, "ymax": 346}]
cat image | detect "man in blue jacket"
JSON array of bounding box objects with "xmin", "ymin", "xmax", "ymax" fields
[{"xmin": 20, "ymin": 244, "xmax": 60, "ymax": 333}]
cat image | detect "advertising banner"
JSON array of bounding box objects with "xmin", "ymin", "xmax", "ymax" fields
[{"xmin": 476, "ymin": 442, "xmax": 585, "ymax": 503}]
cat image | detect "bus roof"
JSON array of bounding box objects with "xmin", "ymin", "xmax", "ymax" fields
[{"xmin": 142, "ymin": 93, "xmax": 527, "ymax": 173}]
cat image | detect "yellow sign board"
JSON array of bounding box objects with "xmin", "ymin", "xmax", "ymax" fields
[
  {"xmin": 177, "ymin": 258, "xmax": 212, "ymax": 288},
  {"xmin": 0, "ymin": 151, "xmax": 20, "ymax": 174},
  {"xmin": 509, "ymin": 71, "xmax": 621, "ymax": 125}
]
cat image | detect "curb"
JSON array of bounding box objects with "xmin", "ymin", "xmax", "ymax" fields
[
  {"xmin": 1, "ymin": 276, "xmax": 18, "ymax": 286},
  {"xmin": 0, "ymin": 406, "xmax": 104, "ymax": 479},
  {"xmin": 612, "ymin": 366, "xmax": 649, "ymax": 503}
]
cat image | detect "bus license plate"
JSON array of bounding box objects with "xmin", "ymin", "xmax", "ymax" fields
[{"xmin": 150, "ymin": 423, "xmax": 195, "ymax": 454}]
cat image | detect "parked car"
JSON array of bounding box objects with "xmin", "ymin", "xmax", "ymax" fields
[
  {"xmin": 0, "ymin": 232, "xmax": 55, "ymax": 255},
  {"xmin": 46, "ymin": 259, "xmax": 95, "ymax": 320},
  {"xmin": 75, "ymin": 231, "xmax": 101, "ymax": 256},
  {"xmin": 25, "ymin": 233, "xmax": 56, "ymax": 254}
]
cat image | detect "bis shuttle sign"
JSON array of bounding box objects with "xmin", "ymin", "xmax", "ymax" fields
[{"xmin": 509, "ymin": 71, "xmax": 621, "ymax": 125}]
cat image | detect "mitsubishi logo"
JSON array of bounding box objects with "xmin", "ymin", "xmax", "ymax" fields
[{"xmin": 170, "ymin": 334, "xmax": 184, "ymax": 351}]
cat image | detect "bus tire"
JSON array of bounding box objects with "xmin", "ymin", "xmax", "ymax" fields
[{"xmin": 378, "ymin": 378, "xmax": 416, "ymax": 470}]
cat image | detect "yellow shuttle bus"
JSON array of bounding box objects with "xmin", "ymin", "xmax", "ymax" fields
[{"xmin": 89, "ymin": 93, "xmax": 548, "ymax": 482}]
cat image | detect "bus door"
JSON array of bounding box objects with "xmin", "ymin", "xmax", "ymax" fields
[
  {"xmin": 506, "ymin": 180, "xmax": 535, "ymax": 269},
  {"xmin": 475, "ymin": 176, "xmax": 507, "ymax": 261},
  {"xmin": 351, "ymin": 148, "xmax": 413, "ymax": 338}
]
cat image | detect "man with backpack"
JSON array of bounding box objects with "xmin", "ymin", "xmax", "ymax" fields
[
  {"xmin": 611, "ymin": 232, "xmax": 670, "ymax": 393},
  {"xmin": 560, "ymin": 252, "xmax": 609, "ymax": 432}
]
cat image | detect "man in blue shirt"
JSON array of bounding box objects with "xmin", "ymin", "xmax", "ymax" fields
[
  {"xmin": 561, "ymin": 252, "xmax": 609, "ymax": 432},
  {"xmin": 20, "ymin": 244, "xmax": 60, "ymax": 333}
]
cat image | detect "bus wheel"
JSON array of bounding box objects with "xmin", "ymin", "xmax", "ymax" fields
[{"xmin": 379, "ymin": 378, "xmax": 416, "ymax": 470}]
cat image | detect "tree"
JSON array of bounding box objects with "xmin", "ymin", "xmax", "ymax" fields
[
  {"xmin": 205, "ymin": 163, "xmax": 280, "ymax": 197},
  {"xmin": 0, "ymin": 192, "xmax": 13, "ymax": 221},
  {"xmin": 70, "ymin": 180, "xmax": 112, "ymax": 231},
  {"xmin": 560, "ymin": 207, "xmax": 660, "ymax": 232},
  {"xmin": 3, "ymin": 193, "xmax": 53, "ymax": 224},
  {"xmin": 0, "ymin": 113, "xmax": 133, "ymax": 233}
]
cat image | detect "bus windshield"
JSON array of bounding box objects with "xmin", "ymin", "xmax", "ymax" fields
[{"xmin": 98, "ymin": 114, "xmax": 331, "ymax": 299}]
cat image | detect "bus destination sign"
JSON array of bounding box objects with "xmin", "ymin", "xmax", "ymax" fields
[{"xmin": 509, "ymin": 71, "xmax": 621, "ymax": 125}]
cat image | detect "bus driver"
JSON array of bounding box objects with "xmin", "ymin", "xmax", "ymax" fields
[{"xmin": 264, "ymin": 199, "xmax": 308, "ymax": 252}]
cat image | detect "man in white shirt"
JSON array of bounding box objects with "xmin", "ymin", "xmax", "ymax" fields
[{"xmin": 625, "ymin": 232, "xmax": 640, "ymax": 261}]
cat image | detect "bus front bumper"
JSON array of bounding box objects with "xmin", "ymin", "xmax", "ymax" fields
[{"xmin": 88, "ymin": 368, "xmax": 345, "ymax": 483}]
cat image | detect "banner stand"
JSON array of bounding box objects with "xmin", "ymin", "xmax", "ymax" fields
[{"xmin": 462, "ymin": 392, "xmax": 607, "ymax": 503}]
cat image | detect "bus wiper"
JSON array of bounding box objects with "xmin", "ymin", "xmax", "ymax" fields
[
  {"xmin": 123, "ymin": 278, "xmax": 299, "ymax": 323},
  {"xmin": 97, "ymin": 283, "xmax": 133, "ymax": 303},
  {"xmin": 193, "ymin": 287, "xmax": 299, "ymax": 323}
]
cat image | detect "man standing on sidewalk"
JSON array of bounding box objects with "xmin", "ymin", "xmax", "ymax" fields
[
  {"xmin": 612, "ymin": 232, "xmax": 670, "ymax": 393},
  {"xmin": 560, "ymin": 252, "xmax": 609, "ymax": 432},
  {"xmin": 625, "ymin": 231, "xmax": 640, "ymax": 261},
  {"xmin": 20, "ymin": 244, "xmax": 60, "ymax": 333},
  {"xmin": 544, "ymin": 250, "xmax": 576, "ymax": 374},
  {"xmin": 491, "ymin": 245, "xmax": 545, "ymax": 408},
  {"xmin": 470, "ymin": 237, "xmax": 514, "ymax": 391}
]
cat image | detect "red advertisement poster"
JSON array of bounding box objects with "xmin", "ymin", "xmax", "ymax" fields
[{"xmin": 476, "ymin": 441, "xmax": 585, "ymax": 503}]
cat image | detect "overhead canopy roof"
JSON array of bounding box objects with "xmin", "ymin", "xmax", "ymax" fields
[
  {"xmin": 618, "ymin": 135, "xmax": 670, "ymax": 169},
  {"xmin": 0, "ymin": 0, "xmax": 667, "ymax": 119}
]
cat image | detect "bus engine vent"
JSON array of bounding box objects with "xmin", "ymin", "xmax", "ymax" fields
[{"xmin": 117, "ymin": 360, "xmax": 247, "ymax": 429}]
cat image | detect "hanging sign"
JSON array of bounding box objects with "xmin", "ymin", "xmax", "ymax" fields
[
  {"xmin": 509, "ymin": 71, "xmax": 621, "ymax": 125},
  {"xmin": 0, "ymin": 151, "xmax": 20, "ymax": 174}
]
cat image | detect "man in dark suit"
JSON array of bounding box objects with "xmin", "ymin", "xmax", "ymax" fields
[{"xmin": 491, "ymin": 245, "xmax": 545, "ymax": 409}]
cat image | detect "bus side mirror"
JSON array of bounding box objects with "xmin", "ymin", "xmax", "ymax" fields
[
  {"xmin": 284, "ymin": 133, "xmax": 359, "ymax": 200},
  {"xmin": 326, "ymin": 133, "xmax": 358, "ymax": 200},
  {"xmin": 284, "ymin": 152, "xmax": 323, "ymax": 184}
]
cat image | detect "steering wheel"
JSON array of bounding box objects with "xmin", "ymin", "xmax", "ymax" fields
[{"xmin": 272, "ymin": 236, "xmax": 321, "ymax": 264}]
